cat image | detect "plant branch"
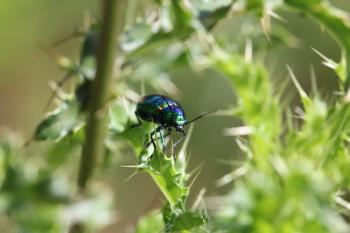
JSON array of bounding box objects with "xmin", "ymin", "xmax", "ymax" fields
[
  {"xmin": 69, "ymin": 1, "xmax": 125, "ymax": 232},
  {"xmin": 78, "ymin": 0, "xmax": 125, "ymax": 190}
]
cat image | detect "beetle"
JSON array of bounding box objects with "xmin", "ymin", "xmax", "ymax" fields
[{"xmin": 133, "ymin": 94, "xmax": 214, "ymax": 150}]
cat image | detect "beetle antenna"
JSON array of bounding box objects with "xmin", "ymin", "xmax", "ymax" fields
[{"xmin": 184, "ymin": 109, "xmax": 217, "ymax": 126}]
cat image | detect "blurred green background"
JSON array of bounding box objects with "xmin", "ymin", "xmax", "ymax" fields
[{"xmin": 1, "ymin": 0, "xmax": 350, "ymax": 232}]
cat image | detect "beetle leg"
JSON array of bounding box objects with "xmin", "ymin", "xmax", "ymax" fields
[
  {"xmin": 146, "ymin": 126, "xmax": 171, "ymax": 148},
  {"xmin": 150, "ymin": 125, "xmax": 165, "ymax": 151},
  {"xmin": 159, "ymin": 126, "xmax": 172, "ymax": 152},
  {"xmin": 159, "ymin": 129, "xmax": 165, "ymax": 152}
]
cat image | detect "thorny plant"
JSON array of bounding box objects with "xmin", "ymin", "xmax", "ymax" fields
[{"xmin": 2, "ymin": 0, "xmax": 350, "ymax": 233}]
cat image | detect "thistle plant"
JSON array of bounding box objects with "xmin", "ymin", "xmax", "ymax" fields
[{"xmin": 1, "ymin": 0, "xmax": 350, "ymax": 233}]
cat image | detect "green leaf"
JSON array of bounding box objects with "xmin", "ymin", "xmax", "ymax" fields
[
  {"xmin": 192, "ymin": 0, "xmax": 233, "ymax": 30},
  {"xmin": 312, "ymin": 47, "xmax": 347, "ymax": 84},
  {"xmin": 34, "ymin": 101, "xmax": 84, "ymax": 141},
  {"xmin": 114, "ymin": 105, "xmax": 153, "ymax": 156},
  {"xmin": 210, "ymin": 45, "xmax": 281, "ymax": 168},
  {"xmin": 122, "ymin": 2, "xmax": 194, "ymax": 57},
  {"xmin": 162, "ymin": 201, "xmax": 206, "ymax": 232},
  {"xmin": 45, "ymin": 131, "xmax": 83, "ymax": 169},
  {"xmin": 108, "ymin": 100, "xmax": 130, "ymax": 133},
  {"xmin": 147, "ymin": 150, "xmax": 189, "ymax": 207},
  {"xmin": 198, "ymin": 5, "xmax": 232, "ymax": 30},
  {"xmin": 125, "ymin": 28, "xmax": 194, "ymax": 58},
  {"xmin": 120, "ymin": 22, "xmax": 152, "ymax": 52},
  {"xmin": 123, "ymin": 45, "xmax": 189, "ymax": 95},
  {"xmin": 170, "ymin": 0, "xmax": 193, "ymax": 29},
  {"xmin": 135, "ymin": 212, "xmax": 164, "ymax": 233},
  {"xmin": 168, "ymin": 211, "xmax": 206, "ymax": 232}
]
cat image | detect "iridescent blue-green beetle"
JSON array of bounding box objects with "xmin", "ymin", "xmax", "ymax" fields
[{"xmin": 133, "ymin": 94, "xmax": 213, "ymax": 150}]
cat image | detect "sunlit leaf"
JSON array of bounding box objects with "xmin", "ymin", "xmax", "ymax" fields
[
  {"xmin": 121, "ymin": 22, "xmax": 152, "ymax": 52},
  {"xmin": 34, "ymin": 101, "xmax": 84, "ymax": 141}
]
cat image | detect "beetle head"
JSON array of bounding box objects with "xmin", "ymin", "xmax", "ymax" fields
[{"xmin": 176, "ymin": 125, "xmax": 186, "ymax": 135}]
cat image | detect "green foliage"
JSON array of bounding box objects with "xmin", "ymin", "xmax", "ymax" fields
[
  {"xmin": 3, "ymin": 0, "xmax": 350, "ymax": 232},
  {"xmin": 210, "ymin": 48, "xmax": 281, "ymax": 169},
  {"xmin": 34, "ymin": 100, "xmax": 84, "ymax": 141},
  {"xmin": 135, "ymin": 212, "xmax": 164, "ymax": 233}
]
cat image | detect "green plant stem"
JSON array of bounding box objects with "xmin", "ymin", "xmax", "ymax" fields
[
  {"xmin": 78, "ymin": 0, "xmax": 125, "ymax": 190},
  {"xmin": 69, "ymin": 0, "xmax": 125, "ymax": 232}
]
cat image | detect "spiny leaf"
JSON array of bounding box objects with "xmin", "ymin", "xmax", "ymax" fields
[
  {"xmin": 312, "ymin": 47, "xmax": 347, "ymax": 84},
  {"xmin": 147, "ymin": 150, "xmax": 189, "ymax": 207},
  {"xmin": 166, "ymin": 211, "xmax": 206, "ymax": 232},
  {"xmin": 210, "ymin": 43, "xmax": 281, "ymax": 168}
]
